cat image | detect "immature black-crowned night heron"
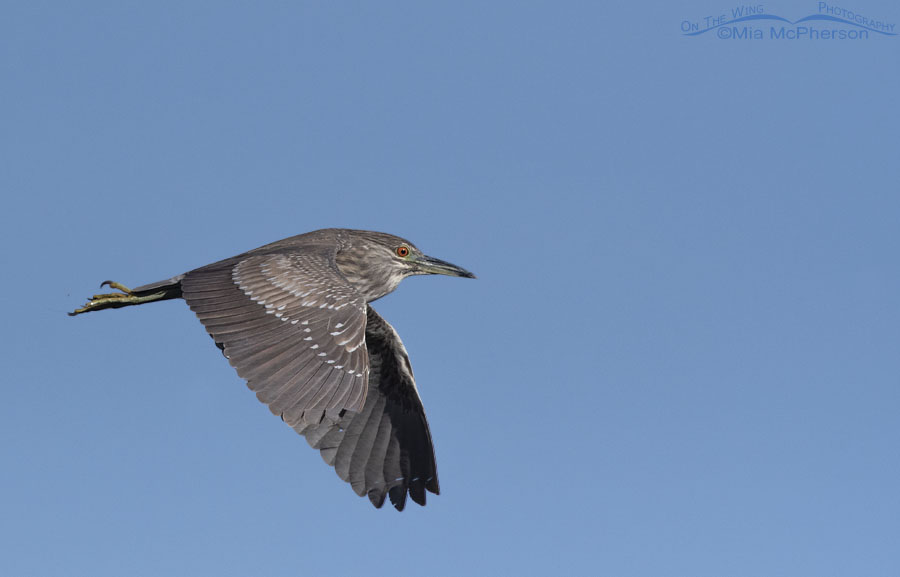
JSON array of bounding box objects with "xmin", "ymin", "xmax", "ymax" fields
[{"xmin": 70, "ymin": 228, "xmax": 475, "ymax": 511}]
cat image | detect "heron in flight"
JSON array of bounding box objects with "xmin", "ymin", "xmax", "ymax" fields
[{"xmin": 71, "ymin": 228, "xmax": 475, "ymax": 511}]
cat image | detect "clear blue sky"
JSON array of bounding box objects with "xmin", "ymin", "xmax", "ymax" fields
[{"xmin": 3, "ymin": 2, "xmax": 899, "ymax": 576}]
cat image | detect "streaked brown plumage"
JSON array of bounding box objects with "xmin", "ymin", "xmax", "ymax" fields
[{"xmin": 70, "ymin": 228, "xmax": 475, "ymax": 510}]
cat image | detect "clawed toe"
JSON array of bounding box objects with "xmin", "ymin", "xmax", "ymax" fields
[
  {"xmin": 100, "ymin": 281, "xmax": 133, "ymax": 294},
  {"xmin": 70, "ymin": 280, "xmax": 136, "ymax": 316}
]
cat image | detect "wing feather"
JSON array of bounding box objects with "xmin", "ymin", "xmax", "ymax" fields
[
  {"xmin": 181, "ymin": 244, "xmax": 439, "ymax": 510},
  {"xmin": 294, "ymin": 305, "xmax": 439, "ymax": 510},
  {"xmin": 181, "ymin": 251, "xmax": 369, "ymax": 420}
]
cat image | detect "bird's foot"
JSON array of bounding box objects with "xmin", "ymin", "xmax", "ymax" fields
[
  {"xmin": 99, "ymin": 280, "xmax": 134, "ymax": 294},
  {"xmin": 69, "ymin": 281, "xmax": 151, "ymax": 316}
]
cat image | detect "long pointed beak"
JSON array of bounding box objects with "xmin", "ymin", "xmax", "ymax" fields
[{"xmin": 416, "ymin": 254, "xmax": 476, "ymax": 278}]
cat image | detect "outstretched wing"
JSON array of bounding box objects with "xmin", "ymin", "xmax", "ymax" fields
[
  {"xmin": 296, "ymin": 305, "xmax": 440, "ymax": 510},
  {"xmin": 181, "ymin": 252, "xmax": 369, "ymax": 426}
]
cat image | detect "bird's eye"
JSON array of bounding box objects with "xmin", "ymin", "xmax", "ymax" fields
[{"xmin": 396, "ymin": 246, "xmax": 410, "ymax": 258}]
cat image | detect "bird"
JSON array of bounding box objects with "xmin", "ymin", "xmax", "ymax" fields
[{"xmin": 70, "ymin": 228, "xmax": 475, "ymax": 511}]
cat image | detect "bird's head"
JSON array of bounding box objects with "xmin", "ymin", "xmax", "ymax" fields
[{"xmin": 335, "ymin": 230, "xmax": 475, "ymax": 302}]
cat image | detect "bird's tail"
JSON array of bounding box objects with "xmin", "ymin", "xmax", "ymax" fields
[{"xmin": 69, "ymin": 275, "xmax": 184, "ymax": 316}]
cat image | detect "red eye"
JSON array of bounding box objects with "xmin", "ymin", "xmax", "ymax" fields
[{"xmin": 396, "ymin": 246, "xmax": 410, "ymax": 257}]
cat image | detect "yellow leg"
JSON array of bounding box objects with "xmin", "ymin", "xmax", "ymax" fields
[{"xmin": 69, "ymin": 281, "xmax": 165, "ymax": 316}]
